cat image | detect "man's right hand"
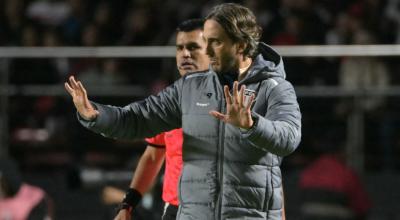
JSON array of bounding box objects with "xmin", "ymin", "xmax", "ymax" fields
[
  {"xmin": 114, "ymin": 209, "xmax": 132, "ymax": 220},
  {"xmin": 64, "ymin": 76, "xmax": 99, "ymax": 121}
]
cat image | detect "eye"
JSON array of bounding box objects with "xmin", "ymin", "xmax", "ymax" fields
[
  {"xmin": 176, "ymin": 45, "xmax": 183, "ymax": 51},
  {"xmin": 211, "ymin": 39, "xmax": 221, "ymax": 46},
  {"xmin": 187, "ymin": 44, "xmax": 201, "ymax": 51}
]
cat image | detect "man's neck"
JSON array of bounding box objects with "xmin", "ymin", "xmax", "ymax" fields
[{"xmin": 238, "ymin": 57, "xmax": 252, "ymax": 81}]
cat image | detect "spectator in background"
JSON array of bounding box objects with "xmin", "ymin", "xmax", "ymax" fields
[
  {"xmin": 78, "ymin": 59, "xmax": 128, "ymax": 86},
  {"xmin": 243, "ymin": 0, "xmax": 271, "ymax": 29},
  {"xmin": 93, "ymin": 2, "xmax": 119, "ymax": 45},
  {"xmin": 26, "ymin": 0, "xmax": 71, "ymax": 27},
  {"xmin": 0, "ymin": 158, "xmax": 53, "ymax": 220},
  {"xmin": 339, "ymin": 29, "xmax": 389, "ymax": 112},
  {"xmin": 322, "ymin": 12, "xmax": 361, "ymax": 86},
  {"xmin": 43, "ymin": 29, "xmax": 70, "ymax": 80},
  {"xmin": 325, "ymin": 13, "xmax": 353, "ymax": 45},
  {"xmin": 81, "ymin": 24, "xmax": 100, "ymax": 46},
  {"xmin": 348, "ymin": 0, "xmax": 393, "ymax": 44},
  {"xmin": 385, "ymin": 0, "xmax": 400, "ymax": 44},
  {"xmin": 337, "ymin": 29, "xmax": 392, "ymax": 171},
  {"xmin": 9, "ymin": 25, "xmax": 60, "ymax": 85},
  {"xmin": 0, "ymin": 0, "xmax": 25, "ymax": 46},
  {"xmin": 68, "ymin": 24, "xmax": 102, "ymax": 83},
  {"xmin": 62, "ymin": 0, "xmax": 86, "ymax": 45},
  {"xmin": 271, "ymin": 14, "xmax": 302, "ymax": 45},
  {"xmin": 268, "ymin": 0, "xmax": 326, "ymax": 45},
  {"xmin": 120, "ymin": 6, "xmax": 157, "ymax": 45},
  {"xmin": 298, "ymin": 133, "xmax": 372, "ymax": 220}
]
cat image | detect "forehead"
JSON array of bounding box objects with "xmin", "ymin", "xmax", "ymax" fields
[
  {"xmin": 176, "ymin": 29, "xmax": 205, "ymax": 45},
  {"xmin": 203, "ymin": 19, "xmax": 228, "ymax": 39}
]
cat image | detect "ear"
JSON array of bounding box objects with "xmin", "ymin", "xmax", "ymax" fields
[{"xmin": 236, "ymin": 41, "xmax": 247, "ymax": 54}]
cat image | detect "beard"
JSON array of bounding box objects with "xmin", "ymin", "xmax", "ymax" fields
[{"xmin": 211, "ymin": 53, "xmax": 238, "ymax": 75}]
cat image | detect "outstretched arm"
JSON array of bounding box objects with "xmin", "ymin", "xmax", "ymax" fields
[{"xmin": 65, "ymin": 76, "xmax": 182, "ymax": 140}]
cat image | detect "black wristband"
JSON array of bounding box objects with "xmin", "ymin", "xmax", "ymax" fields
[
  {"xmin": 122, "ymin": 188, "xmax": 142, "ymax": 209},
  {"xmin": 116, "ymin": 202, "xmax": 132, "ymax": 214}
]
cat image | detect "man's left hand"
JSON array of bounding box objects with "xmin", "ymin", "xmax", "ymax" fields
[{"xmin": 209, "ymin": 81, "xmax": 254, "ymax": 129}]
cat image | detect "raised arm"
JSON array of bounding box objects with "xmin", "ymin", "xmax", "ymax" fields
[
  {"xmin": 210, "ymin": 80, "xmax": 301, "ymax": 156},
  {"xmin": 242, "ymin": 80, "xmax": 301, "ymax": 156},
  {"xmin": 65, "ymin": 76, "xmax": 183, "ymax": 140}
]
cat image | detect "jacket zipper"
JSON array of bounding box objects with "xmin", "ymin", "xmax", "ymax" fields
[{"xmin": 215, "ymin": 86, "xmax": 226, "ymax": 220}]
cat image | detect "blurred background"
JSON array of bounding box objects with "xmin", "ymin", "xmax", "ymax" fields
[{"xmin": 0, "ymin": 0, "xmax": 400, "ymax": 219}]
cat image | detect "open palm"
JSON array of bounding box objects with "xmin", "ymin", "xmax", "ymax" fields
[
  {"xmin": 209, "ymin": 81, "xmax": 254, "ymax": 129},
  {"xmin": 64, "ymin": 76, "xmax": 99, "ymax": 121}
]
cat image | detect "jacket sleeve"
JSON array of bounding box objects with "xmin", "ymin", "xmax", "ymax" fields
[
  {"xmin": 78, "ymin": 78, "xmax": 183, "ymax": 140},
  {"xmin": 241, "ymin": 80, "xmax": 301, "ymax": 156}
]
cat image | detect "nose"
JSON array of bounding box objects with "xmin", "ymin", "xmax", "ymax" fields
[
  {"xmin": 206, "ymin": 43, "xmax": 214, "ymax": 57},
  {"xmin": 183, "ymin": 48, "xmax": 191, "ymax": 58}
]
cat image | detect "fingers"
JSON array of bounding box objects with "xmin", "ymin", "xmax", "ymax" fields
[
  {"xmin": 67, "ymin": 75, "xmax": 87, "ymax": 97},
  {"xmin": 77, "ymin": 81, "xmax": 87, "ymax": 97},
  {"xmin": 224, "ymin": 85, "xmax": 233, "ymax": 105},
  {"xmin": 66, "ymin": 75, "xmax": 83, "ymax": 94},
  {"xmin": 245, "ymin": 94, "xmax": 255, "ymax": 110},
  {"xmin": 64, "ymin": 82, "xmax": 74, "ymax": 95},
  {"xmin": 231, "ymin": 81, "xmax": 246, "ymax": 107},
  {"xmin": 69, "ymin": 75, "xmax": 79, "ymax": 90},
  {"xmin": 238, "ymin": 85, "xmax": 245, "ymax": 107},
  {"xmin": 209, "ymin": 110, "xmax": 226, "ymax": 122},
  {"xmin": 78, "ymin": 81, "xmax": 95, "ymax": 111},
  {"xmin": 232, "ymin": 81, "xmax": 239, "ymax": 104}
]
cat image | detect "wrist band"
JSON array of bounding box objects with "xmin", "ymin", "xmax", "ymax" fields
[
  {"xmin": 116, "ymin": 202, "xmax": 132, "ymax": 213},
  {"xmin": 122, "ymin": 188, "xmax": 142, "ymax": 209},
  {"xmin": 116, "ymin": 188, "xmax": 142, "ymax": 214}
]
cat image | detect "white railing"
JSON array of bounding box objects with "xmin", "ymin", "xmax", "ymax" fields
[{"xmin": 0, "ymin": 44, "xmax": 400, "ymax": 58}]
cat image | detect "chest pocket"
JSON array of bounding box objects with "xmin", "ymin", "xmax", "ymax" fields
[{"xmin": 188, "ymin": 91, "xmax": 220, "ymax": 115}]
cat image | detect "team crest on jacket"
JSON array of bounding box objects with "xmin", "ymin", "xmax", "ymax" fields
[{"xmin": 244, "ymin": 89, "xmax": 256, "ymax": 107}]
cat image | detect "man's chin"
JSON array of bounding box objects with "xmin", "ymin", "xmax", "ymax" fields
[{"xmin": 180, "ymin": 67, "xmax": 196, "ymax": 73}]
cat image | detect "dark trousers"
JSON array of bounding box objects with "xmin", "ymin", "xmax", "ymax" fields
[{"xmin": 162, "ymin": 204, "xmax": 178, "ymax": 220}]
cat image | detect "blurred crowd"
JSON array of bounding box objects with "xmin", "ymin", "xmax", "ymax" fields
[
  {"xmin": 2, "ymin": 0, "xmax": 400, "ymax": 85},
  {"xmin": 1, "ymin": 0, "xmax": 400, "ymax": 86},
  {"xmin": 1, "ymin": 0, "xmax": 400, "ymax": 47}
]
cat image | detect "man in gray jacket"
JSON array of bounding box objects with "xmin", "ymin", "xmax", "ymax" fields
[{"xmin": 65, "ymin": 3, "xmax": 301, "ymax": 220}]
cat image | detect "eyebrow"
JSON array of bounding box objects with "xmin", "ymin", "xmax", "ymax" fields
[
  {"xmin": 176, "ymin": 42, "xmax": 201, "ymax": 47},
  {"xmin": 207, "ymin": 37, "xmax": 220, "ymax": 42}
]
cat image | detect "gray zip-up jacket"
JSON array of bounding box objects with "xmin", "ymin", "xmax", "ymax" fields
[{"xmin": 79, "ymin": 43, "xmax": 301, "ymax": 220}]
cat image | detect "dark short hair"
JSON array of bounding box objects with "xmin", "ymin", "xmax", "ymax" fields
[
  {"xmin": 205, "ymin": 3, "xmax": 262, "ymax": 58},
  {"xmin": 176, "ymin": 18, "xmax": 205, "ymax": 32}
]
